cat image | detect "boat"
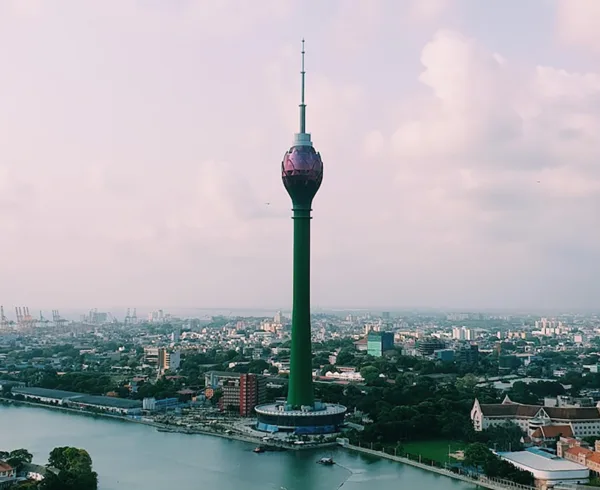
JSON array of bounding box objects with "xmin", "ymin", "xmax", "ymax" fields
[
  {"xmin": 254, "ymin": 446, "xmax": 265, "ymax": 453},
  {"xmin": 317, "ymin": 457, "xmax": 334, "ymax": 465}
]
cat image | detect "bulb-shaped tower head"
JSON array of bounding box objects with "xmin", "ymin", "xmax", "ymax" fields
[{"xmin": 282, "ymin": 39, "xmax": 323, "ymax": 209}]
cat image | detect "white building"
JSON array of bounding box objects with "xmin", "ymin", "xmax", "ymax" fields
[
  {"xmin": 471, "ymin": 397, "xmax": 600, "ymax": 438},
  {"xmin": 164, "ymin": 350, "xmax": 181, "ymax": 371},
  {"xmin": 452, "ymin": 326, "xmax": 474, "ymax": 341},
  {"xmin": 498, "ymin": 449, "xmax": 589, "ymax": 486}
]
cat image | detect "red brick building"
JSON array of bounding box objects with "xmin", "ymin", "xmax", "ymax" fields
[
  {"xmin": 217, "ymin": 373, "xmax": 266, "ymax": 417},
  {"xmin": 240, "ymin": 374, "xmax": 266, "ymax": 417}
]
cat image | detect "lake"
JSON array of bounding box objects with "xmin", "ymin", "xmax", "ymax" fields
[{"xmin": 0, "ymin": 404, "xmax": 475, "ymax": 490}]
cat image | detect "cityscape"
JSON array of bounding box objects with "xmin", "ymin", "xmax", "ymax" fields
[
  {"xmin": 2, "ymin": 1, "xmax": 600, "ymax": 490},
  {"xmin": 4, "ymin": 306, "xmax": 600, "ymax": 488}
]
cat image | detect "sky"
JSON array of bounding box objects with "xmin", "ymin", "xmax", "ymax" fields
[{"xmin": 1, "ymin": 0, "xmax": 600, "ymax": 312}]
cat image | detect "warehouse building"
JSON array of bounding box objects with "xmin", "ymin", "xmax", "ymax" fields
[
  {"xmin": 12, "ymin": 387, "xmax": 142, "ymax": 415},
  {"xmin": 497, "ymin": 448, "xmax": 589, "ymax": 486}
]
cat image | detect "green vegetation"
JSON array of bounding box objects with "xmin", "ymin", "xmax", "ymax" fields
[
  {"xmin": 1, "ymin": 446, "xmax": 96, "ymax": 490},
  {"xmin": 0, "ymin": 448, "xmax": 33, "ymax": 472},
  {"xmin": 463, "ymin": 443, "xmax": 534, "ymax": 486},
  {"xmin": 401, "ymin": 440, "xmax": 465, "ymax": 464},
  {"xmin": 41, "ymin": 447, "xmax": 97, "ymax": 490},
  {"xmin": 315, "ymin": 372, "xmax": 497, "ymax": 446}
]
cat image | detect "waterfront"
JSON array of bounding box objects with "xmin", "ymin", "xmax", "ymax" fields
[{"xmin": 0, "ymin": 404, "xmax": 476, "ymax": 490}]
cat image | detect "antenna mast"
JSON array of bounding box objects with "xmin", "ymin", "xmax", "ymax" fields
[{"xmin": 293, "ymin": 39, "xmax": 312, "ymax": 147}]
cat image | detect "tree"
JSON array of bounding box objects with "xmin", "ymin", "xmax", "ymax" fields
[
  {"xmin": 360, "ymin": 366, "xmax": 380, "ymax": 384},
  {"xmin": 16, "ymin": 482, "xmax": 39, "ymax": 489},
  {"xmin": 336, "ymin": 349, "xmax": 356, "ymax": 366},
  {"xmin": 476, "ymin": 423, "xmax": 523, "ymax": 452},
  {"xmin": 7, "ymin": 449, "xmax": 33, "ymax": 471},
  {"xmin": 463, "ymin": 443, "xmax": 493, "ymax": 470},
  {"xmin": 42, "ymin": 447, "xmax": 97, "ymax": 490},
  {"xmin": 456, "ymin": 374, "xmax": 478, "ymax": 392}
]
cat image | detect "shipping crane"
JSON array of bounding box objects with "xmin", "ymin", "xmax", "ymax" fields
[{"xmin": 0, "ymin": 306, "xmax": 7, "ymax": 327}]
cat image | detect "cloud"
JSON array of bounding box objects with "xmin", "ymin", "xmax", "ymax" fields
[
  {"xmin": 556, "ymin": 0, "xmax": 600, "ymax": 52},
  {"xmin": 363, "ymin": 130, "xmax": 385, "ymax": 157},
  {"xmin": 1, "ymin": 2, "xmax": 600, "ymax": 310},
  {"xmin": 409, "ymin": 0, "xmax": 450, "ymax": 21},
  {"xmin": 389, "ymin": 29, "xmax": 600, "ymax": 292}
]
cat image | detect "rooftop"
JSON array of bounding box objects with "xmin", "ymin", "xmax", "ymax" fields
[
  {"xmin": 498, "ymin": 449, "xmax": 588, "ymax": 472},
  {"xmin": 13, "ymin": 387, "xmax": 81, "ymax": 399},
  {"xmin": 479, "ymin": 399, "xmax": 600, "ymax": 420},
  {"xmin": 73, "ymin": 394, "xmax": 142, "ymax": 409},
  {"xmin": 531, "ymin": 425, "xmax": 574, "ymax": 439},
  {"xmin": 255, "ymin": 402, "xmax": 347, "ymax": 416},
  {"xmin": 205, "ymin": 371, "xmax": 242, "ymax": 378},
  {"xmin": 12, "ymin": 387, "xmax": 142, "ymax": 409}
]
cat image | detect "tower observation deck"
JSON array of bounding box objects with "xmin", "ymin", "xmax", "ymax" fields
[{"xmin": 255, "ymin": 40, "xmax": 346, "ymax": 435}]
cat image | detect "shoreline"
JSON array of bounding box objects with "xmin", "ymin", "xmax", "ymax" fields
[
  {"xmin": 342, "ymin": 444, "xmax": 533, "ymax": 490},
  {"xmin": 0, "ymin": 398, "xmax": 335, "ymax": 451},
  {"xmin": 0, "ymin": 399, "xmax": 527, "ymax": 490}
]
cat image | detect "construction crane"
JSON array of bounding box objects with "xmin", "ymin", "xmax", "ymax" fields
[
  {"xmin": 39, "ymin": 310, "xmax": 49, "ymax": 325},
  {"xmin": 15, "ymin": 307, "xmax": 22, "ymax": 326},
  {"xmin": 23, "ymin": 307, "xmax": 34, "ymax": 327},
  {"xmin": 0, "ymin": 306, "xmax": 7, "ymax": 327},
  {"xmin": 52, "ymin": 309, "xmax": 67, "ymax": 329}
]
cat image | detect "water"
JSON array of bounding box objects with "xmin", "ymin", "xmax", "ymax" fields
[{"xmin": 0, "ymin": 404, "xmax": 475, "ymax": 490}]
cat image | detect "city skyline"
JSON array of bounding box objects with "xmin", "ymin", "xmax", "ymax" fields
[{"xmin": 1, "ymin": 1, "xmax": 600, "ymax": 310}]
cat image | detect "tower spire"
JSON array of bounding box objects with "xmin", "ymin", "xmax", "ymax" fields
[
  {"xmin": 300, "ymin": 38, "xmax": 306, "ymax": 134},
  {"xmin": 294, "ymin": 38, "xmax": 312, "ymax": 147}
]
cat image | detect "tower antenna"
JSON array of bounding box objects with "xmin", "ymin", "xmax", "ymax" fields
[
  {"xmin": 300, "ymin": 38, "xmax": 306, "ymax": 134},
  {"xmin": 294, "ymin": 39, "xmax": 312, "ymax": 147}
]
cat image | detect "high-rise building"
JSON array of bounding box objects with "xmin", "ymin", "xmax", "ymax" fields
[
  {"xmin": 367, "ymin": 332, "xmax": 394, "ymax": 357},
  {"xmin": 240, "ymin": 374, "xmax": 267, "ymax": 417},
  {"xmin": 417, "ymin": 338, "xmax": 446, "ymax": 357},
  {"xmin": 456, "ymin": 344, "xmax": 480, "ymax": 364},
  {"xmin": 144, "ymin": 347, "xmax": 180, "ymax": 371},
  {"xmin": 163, "ymin": 350, "xmax": 181, "ymax": 371},
  {"xmin": 255, "ymin": 41, "xmax": 346, "ymax": 435},
  {"xmin": 452, "ymin": 326, "xmax": 474, "ymax": 341},
  {"xmin": 216, "ymin": 373, "xmax": 266, "ymax": 417}
]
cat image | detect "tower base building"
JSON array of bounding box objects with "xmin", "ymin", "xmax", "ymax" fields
[{"xmin": 255, "ymin": 400, "xmax": 346, "ymax": 435}]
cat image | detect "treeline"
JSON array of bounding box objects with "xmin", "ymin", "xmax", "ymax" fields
[
  {"xmin": 316, "ymin": 374, "xmax": 499, "ymax": 444},
  {"xmin": 463, "ymin": 443, "xmax": 534, "ymax": 486},
  {"xmin": 1, "ymin": 446, "xmax": 97, "ymax": 490}
]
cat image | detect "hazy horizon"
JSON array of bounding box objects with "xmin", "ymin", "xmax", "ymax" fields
[{"xmin": 2, "ymin": 0, "xmax": 600, "ymax": 311}]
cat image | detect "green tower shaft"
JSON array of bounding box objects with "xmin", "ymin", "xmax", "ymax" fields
[
  {"xmin": 287, "ymin": 205, "xmax": 314, "ymax": 408},
  {"xmin": 282, "ymin": 39, "xmax": 322, "ymax": 409}
]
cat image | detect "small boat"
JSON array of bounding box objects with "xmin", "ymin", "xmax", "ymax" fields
[
  {"xmin": 254, "ymin": 446, "xmax": 265, "ymax": 453},
  {"xmin": 317, "ymin": 457, "xmax": 334, "ymax": 465}
]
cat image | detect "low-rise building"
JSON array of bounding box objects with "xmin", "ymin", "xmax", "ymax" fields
[
  {"xmin": 471, "ymin": 397, "xmax": 600, "ymax": 438},
  {"xmin": 0, "ymin": 463, "xmax": 14, "ymax": 479},
  {"xmin": 19, "ymin": 462, "xmax": 56, "ymax": 481},
  {"xmin": 531, "ymin": 425, "xmax": 574, "ymax": 444},
  {"xmin": 497, "ymin": 448, "xmax": 589, "ymax": 486},
  {"xmin": 12, "ymin": 387, "xmax": 142, "ymax": 415}
]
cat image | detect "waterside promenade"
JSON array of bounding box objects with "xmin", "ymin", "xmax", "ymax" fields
[
  {"xmin": 0, "ymin": 398, "xmax": 335, "ymax": 451},
  {"xmin": 342, "ymin": 443, "xmax": 536, "ymax": 490}
]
